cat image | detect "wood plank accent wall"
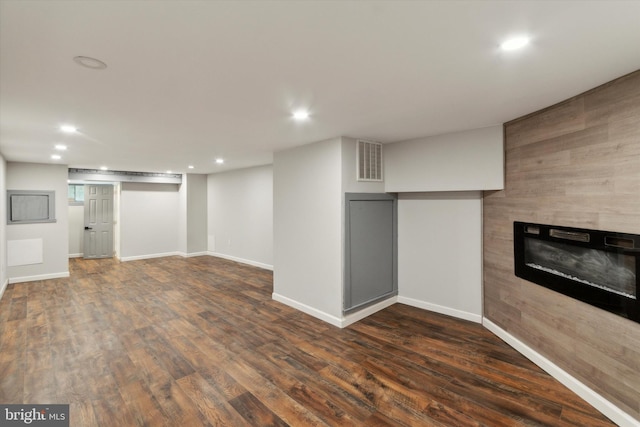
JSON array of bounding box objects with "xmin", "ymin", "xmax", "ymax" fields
[{"xmin": 483, "ymin": 70, "xmax": 640, "ymax": 420}]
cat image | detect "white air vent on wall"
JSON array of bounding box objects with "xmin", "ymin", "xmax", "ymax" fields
[{"xmin": 357, "ymin": 140, "xmax": 383, "ymax": 182}]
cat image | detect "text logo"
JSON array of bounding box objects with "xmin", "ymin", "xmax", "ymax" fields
[{"xmin": 0, "ymin": 405, "xmax": 69, "ymax": 427}]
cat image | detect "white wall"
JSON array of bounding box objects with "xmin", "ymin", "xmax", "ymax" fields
[
  {"xmin": 113, "ymin": 183, "xmax": 121, "ymax": 259},
  {"xmin": 273, "ymin": 138, "xmax": 343, "ymax": 321},
  {"xmin": 381, "ymin": 126, "xmax": 503, "ymax": 324},
  {"xmin": 396, "ymin": 192, "xmax": 483, "ymax": 322},
  {"xmin": 6, "ymin": 162, "xmax": 69, "ymax": 282},
  {"xmin": 384, "ymin": 125, "xmax": 504, "ymax": 192},
  {"xmin": 208, "ymin": 165, "xmax": 272, "ymax": 268},
  {"xmin": 68, "ymin": 205, "xmax": 84, "ymax": 257},
  {"xmin": 179, "ymin": 174, "xmax": 208, "ymax": 256},
  {"xmin": 178, "ymin": 175, "xmax": 188, "ymax": 255},
  {"xmin": 0, "ymin": 154, "xmax": 7, "ymax": 295},
  {"xmin": 186, "ymin": 174, "xmax": 207, "ymax": 254},
  {"xmin": 119, "ymin": 182, "xmax": 180, "ymax": 260}
]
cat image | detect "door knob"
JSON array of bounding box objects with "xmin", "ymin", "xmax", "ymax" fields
[{"xmin": 84, "ymin": 226, "xmax": 92, "ymax": 230}]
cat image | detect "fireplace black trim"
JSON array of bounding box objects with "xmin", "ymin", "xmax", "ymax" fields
[{"xmin": 514, "ymin": 222, "xmax": 640, "ymax": 324}]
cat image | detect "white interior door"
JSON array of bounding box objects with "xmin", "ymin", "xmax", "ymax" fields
[{"xmin": 83, "ymin": 184, "xmax": 114, "ymax": 259}]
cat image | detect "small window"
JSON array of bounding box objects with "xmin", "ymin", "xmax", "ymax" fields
[
  {"xmin": 68, "ymin": 184, "xmax": 84, "ymax": 205},
  {"xmin": 7, "ymin": 190, "xmax": 56, "ymax": 224}
]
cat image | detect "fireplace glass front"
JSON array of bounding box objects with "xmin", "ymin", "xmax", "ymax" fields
[{"xmin": 514, "ymin": 222, "xmax": 639, "ymax": 323}]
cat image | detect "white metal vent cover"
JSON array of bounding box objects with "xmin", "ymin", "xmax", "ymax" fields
[{"xmin": 357, "ymin": 140, "xmax": 383, "ymax": 181}]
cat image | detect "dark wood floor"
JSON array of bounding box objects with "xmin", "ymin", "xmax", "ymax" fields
[{"xmin": 0, "ymin": 256, "xmax": 615, "ymax": 426}]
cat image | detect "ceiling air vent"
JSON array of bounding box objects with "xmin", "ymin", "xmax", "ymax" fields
[{"xmin": 357, "ymin": 140, "xmax": 383, "ymax": 182}]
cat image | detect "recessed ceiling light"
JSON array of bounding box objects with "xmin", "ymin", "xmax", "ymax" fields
[
  {"xmin": 73, "ymin": 56, "xmax": 108, "ymax": 70},
  {"xmin": 51, "ymin": 154, "xmax": 62, "ymax": 160},
  {"xmin": 215, "ymin": 158, "xmax": 224, "ymax": 165},
  {"xmin": 60, "ymin": 125, "xmax": 78, "ymax": 133},
  {"xmin": 292, "ymin": 109, "xmax": 310, "ymax": 120},
  {"xmin": 188, "ymin": 165, "xmax": 195, "ymax": 169},
  {"xmin": 54, "ymin": 144, "xmax": 67, "ymax": 151},
  {"xmin": 100, "ymin": 166, "xmax": 108, "ymax": 171},
  {"xmin": 166, "ymin": 170, "xmax": 172, "ymax": 174},
  {"xmin": 500, "ymin": 36, "xmax": 530, "ymax": 51}
]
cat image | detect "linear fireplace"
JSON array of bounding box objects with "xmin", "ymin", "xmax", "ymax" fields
[{"xmin": 514, "ymin": 222, "xmax": 639, "ymax": 323}]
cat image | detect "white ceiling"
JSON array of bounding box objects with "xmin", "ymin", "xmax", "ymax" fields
[{"xmin": 1, "ymin": 1, "xmax": 639, "ymax": 175}]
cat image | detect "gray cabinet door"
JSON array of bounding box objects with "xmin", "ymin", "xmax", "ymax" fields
[{"xmin": 345, "ymin": 194, "xmax": 397, "ymax": 312}]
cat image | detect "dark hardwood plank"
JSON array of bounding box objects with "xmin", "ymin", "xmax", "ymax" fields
[
  {"xmin": 147, "ymin": 378, "xmax": 208, "ymax": 426},
  {"xmin": 223, "ymin": 357, "xmax": 328, "ymax": 426},
  {"xmin": 118, "ymin": 380, "xmax": 168, "ymax": 427},
  {"xmin": 90, "ymin": 392, "xmax": 139, "ymax": 427},
  {"xmin": 0, "ymin": 256, "xmax": 618, "ymax": 426},
  {"xmin": 177, "ymin": 372, "xmax": 249, "ymax": 427},
  {"xmin": 229, "ymin": 391, "xmax": 289, "ymax": 427},
  {"xmin": 243, "ymin": 342, "xmax": 372, "ymax": 425},
  {"xmin": 135, "ymin": 326, "xmax": 195, "ymax": 381}
]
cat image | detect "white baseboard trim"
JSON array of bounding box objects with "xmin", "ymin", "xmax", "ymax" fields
[
  {"xmin": 397, "ymin": 296, "xmax": 483, "ymax": 324},
  {"xmin": 9, "ymin": 271, "xmax": 70, "ymax": 284},
  {"xmin": 69, "ymin": 253, "xmax": 83, "ymax": 258},
  {"xmin": 116, "ymin": 251, "xmax": 272, "ymax": 267},
  {"xmin": 483, "ymin": 318, "xmax": 638, "ymax": 427},
  {"xmin": 272, "ymin": 293, "xmax": 343, "ymax": 327},
  {"xmin": 342, "ymin": 296, "xmax": 398, "ymax": 328},
  {"xmin": 180, "ymin": 251, "xmax": 209, "ymax": 258},
  {"xmin": 272, "ymin": 293, "xmax": 398, "ymax": 329},
  {"xmin": 208, "ymin": 252, "xmax": 273, "ymax": 271},
  {"xmin": 119, "ymin": 252, "xmax": 182, "ymax": 262},
  {"xmin": 0, "ymin": 278, "xmax": 8, "ymax": 302}
]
